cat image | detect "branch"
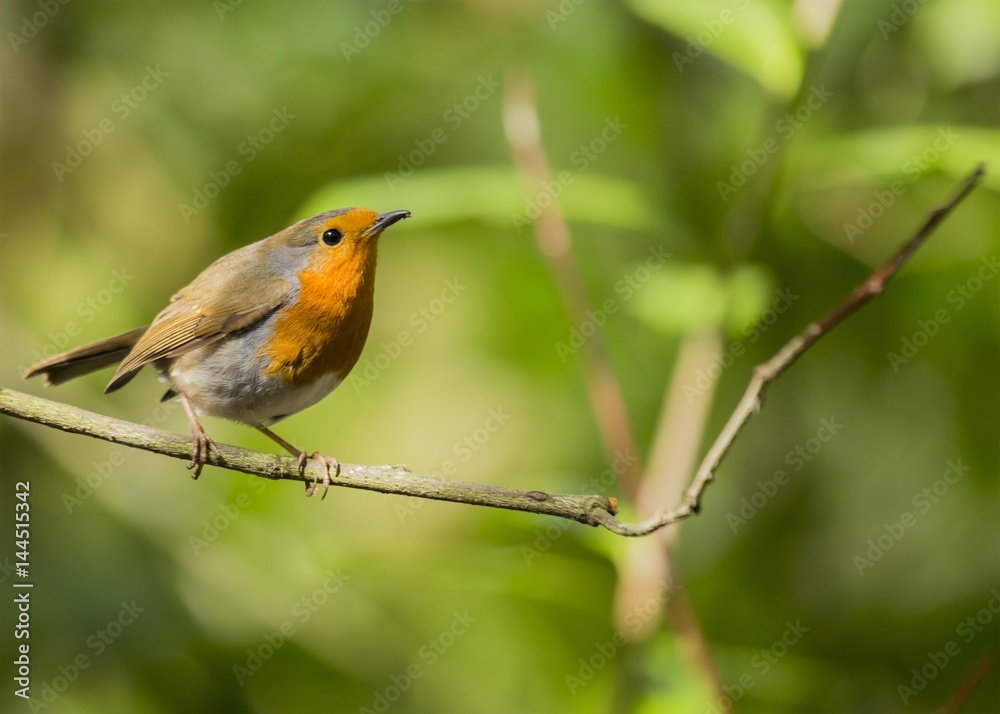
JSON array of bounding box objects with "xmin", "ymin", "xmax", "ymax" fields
[
  {"xmin": 0, "ymin": 388, "xmax": 617, "ymax": 526},
  {"xmin": 591, "ymin": 162, "xmax": 987, "ymax": 536},
  {"xmin": 2, "ymin": 165, "xmax": 985, "ymax": 537}
]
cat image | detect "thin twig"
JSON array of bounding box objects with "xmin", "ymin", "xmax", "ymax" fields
[
  {"xmin": 503, "ymin": 74, "xmax": 643, "ymax": 501},
  {"xmin": 591, "ymin": 162, "xmax": 987, "ymax": 536},
  {"xmin": 0, "ymin": 388, "xmax": 617, "ymax": 526}
]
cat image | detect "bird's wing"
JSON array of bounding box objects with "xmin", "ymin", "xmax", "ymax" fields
[{"xmin": 105, "ymin": 249, "xmax": 295, "ymax": 393}]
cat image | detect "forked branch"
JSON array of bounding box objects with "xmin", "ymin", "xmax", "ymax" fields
[{"xmin": 591, "ymin": 162, "xmax": 986, "ymax": 535}]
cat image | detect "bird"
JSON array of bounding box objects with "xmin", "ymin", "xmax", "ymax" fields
[{"xmin": 24, "ymin": 207, "xmax": 411, "ymax": 497}]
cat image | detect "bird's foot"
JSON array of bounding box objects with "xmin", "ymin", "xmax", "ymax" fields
[
  {"xmin": 298, "ymin": 452, "xmax": 340, "ymax": 500},
  {"xmin": 188, "ymin": 422, "xmax": 221, "ymax": 479}
]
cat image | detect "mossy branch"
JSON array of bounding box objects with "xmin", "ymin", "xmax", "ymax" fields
[{"xmin": 0, "ymin": 387, "xmax": 618, "ymax": 526}]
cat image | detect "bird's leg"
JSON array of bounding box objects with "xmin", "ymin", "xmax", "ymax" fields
[
  {"xmin": 256, "ymin": 427, "xmax": 339, "ymax": 499},
  {"xmin": 179, "ymin": 393, "xmax": 220, "ymax": 479}
]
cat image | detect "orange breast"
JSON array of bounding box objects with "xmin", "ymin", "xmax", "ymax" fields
[{"xmin": 259, "ymin": 246, "xmax": 377, "ymax": 385}]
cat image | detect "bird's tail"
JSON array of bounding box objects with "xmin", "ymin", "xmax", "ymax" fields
[{"xmin": 23, "ymin": 326, "xmax": 149, "ymax": 387}]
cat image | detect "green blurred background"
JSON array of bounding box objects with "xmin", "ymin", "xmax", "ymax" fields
[{"xmin": 2, "ymin": 1, "xmax": 998, "ymax": 712}]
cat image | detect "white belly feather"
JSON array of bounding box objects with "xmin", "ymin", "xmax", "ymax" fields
[{"xmin": 164, "ymin": 313, "xmax": 343, "ymax": 427}]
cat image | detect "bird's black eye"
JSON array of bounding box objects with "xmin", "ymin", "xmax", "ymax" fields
[{"xmin": 322, "ymin": 228, "xmax": 343, "ymax": 246}]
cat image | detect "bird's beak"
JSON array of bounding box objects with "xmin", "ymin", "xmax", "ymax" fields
[{"xmin": 366, "ymin": 210, "xmax": 411, "ymax": 237}]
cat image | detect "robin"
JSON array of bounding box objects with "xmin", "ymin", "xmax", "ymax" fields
[{"xmin": 24, "ymin": 207, "xmax": 410, "ymax": 497}]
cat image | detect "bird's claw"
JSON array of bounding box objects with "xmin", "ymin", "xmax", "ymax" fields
[
  {"xmin": 187, "ymin": 424, "xmax": 221, "ymax": 479},
  {"xmin": 299, "ymin": 452, "xmax": 340, "ymax": 500}
]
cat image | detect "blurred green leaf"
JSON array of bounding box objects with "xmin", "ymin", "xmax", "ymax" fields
[
  {"xmin": 299, "ymin": 166, "xmax": 659, "ymax": 232},
  {"xmin": 917, "ymin": 0, "xmax": 1000, "ymax": 86},
  {"xmin": 629, "ymin": 263, "xmax": 727, "ymax": 335},
  {"xmin": 629, "ymin": 262, "xmax": 774, "ymax": 336},
  {"xmin": 724, "ymin": 263, "xmax": 775, "ymax": 333},
  {"xmin": 625, "ymin": 0, "xmax": 804, "ymax": 97},
  {"xmin": 788, "ymin": 126, "xmax": 1000, "ymax": 189}
]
